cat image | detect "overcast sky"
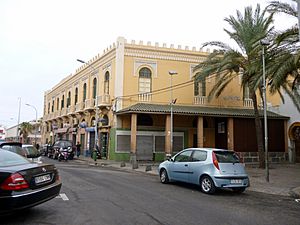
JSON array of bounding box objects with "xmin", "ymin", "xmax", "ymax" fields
[{"xmin": 0, "ymin": 0, "xmax": 295, "ymax": 128}]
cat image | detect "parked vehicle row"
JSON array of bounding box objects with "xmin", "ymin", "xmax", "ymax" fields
[{"xmin": 46, "ymin": 140, "xmax": 75, "ymax": 161}]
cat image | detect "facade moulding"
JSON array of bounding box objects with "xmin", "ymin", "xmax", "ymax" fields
[{"xmin": 125, "ymin": 49, "xmax": 206, "ymax": 63}]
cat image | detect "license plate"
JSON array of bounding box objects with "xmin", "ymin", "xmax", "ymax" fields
[
  {"xmin": 230, "ymin": 179, "xmax": 242, "ymax": 184},
  {"xmin": 35, "ymin": 174, "xmax": 51, "ymax": 184}
]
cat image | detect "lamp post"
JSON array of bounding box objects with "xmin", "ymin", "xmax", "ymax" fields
[
  {"xmin": 16, "ymin": 97, "xmax": 21, "ymax": 142},
  {"xmin": 168, "ymin": 70, "xmax": 178, "ymax": 158},
  {"xmin": 77, "ymin": 59, "xmax": 99, "ymax": 156},
  {"xmin": 260, "ymin": 39, "xmax": 270, "ymax": 182},
  {"xmin": 25, "ymin": 103, "xmax": 38, "ymax": 145}
]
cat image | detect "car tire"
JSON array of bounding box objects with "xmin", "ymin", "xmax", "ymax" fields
[
  {"xmin": 160, "ymin": 169, "xmax": 169, "ymax": 184},
  {"xmin": 232, "ymin": 187, "xmax": 246, "ymax": 193},
  {"xmin": 200, "ymin": 175, "xmax": 216, "ymax": 194}
]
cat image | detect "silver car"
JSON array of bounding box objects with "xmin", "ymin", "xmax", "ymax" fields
[{"xmin": 158, "ymin": 148, "xmax": 249, "ymax": 194}]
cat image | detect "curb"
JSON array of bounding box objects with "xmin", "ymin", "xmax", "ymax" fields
[{"xmin": 290, "ymin": 187, "xmax": 300, "ymax": 199}]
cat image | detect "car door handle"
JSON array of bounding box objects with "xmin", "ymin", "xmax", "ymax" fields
[{"xmin": 185, "ymin": 164, "xmax": 188, "ymax": 167}]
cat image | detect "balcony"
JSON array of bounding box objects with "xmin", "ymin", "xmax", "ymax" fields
[
  {"xmin": 243, "ymin": 98, "xmax": 253, "ymax": 108},
  {"xmin": 67, "ymin": 105, "xmax": 75, "ymax": 115},
  {"xmin": 138, "ymin": 93, "xmax": 152, "ymax": 102},
  {"xmin": 85, "ymin": 99, "xmax": 96, "ymax": 110},
  {"xmin": 75, "ymin": 102, "xmax": 85, "ymax": 112},
  {"xmin": 194, "ymin": 96, "xmax": 207, "ymax": 105},
  {"xmin": 96, "ymin": 94, "xmax": 111, "ymax": 107},
  {"xmin": 60, "ymin": 108, "xmax": 67, "ymax": 117}
]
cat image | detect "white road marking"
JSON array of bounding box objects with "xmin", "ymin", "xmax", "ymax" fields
[
  {"xmin": 55, "ymin": 193, "xmax": 69, "ymax": 201},
  {"xmin": 295, "ymin": 199, "xmax": 300, "ymax": 203}
]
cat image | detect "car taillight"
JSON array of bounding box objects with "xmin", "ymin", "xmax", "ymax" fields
[
  {"xmin": 0, "ymin": 173, "xmax": 29, "ymax": 191},
  {"xmin": 212, "ymin": 152, "xmax": 220, "ymax": 170}
]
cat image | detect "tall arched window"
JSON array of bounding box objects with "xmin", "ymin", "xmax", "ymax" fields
[
  {"xmin": 75, "ymin": 87, "xmax": 78, "ymax": 105},
  {"xmin": 104, "ymin": 71, "xmax": 110, "ymax": 94},
  {"xmin": 93, "ymin": 78, "xmax": 97, "ymax": 99},
  {"xmin": 67, "ymin": 91, "xmax": 71, "ymax": 107},
  {"xmin": 139, "ymin": 67, "xmax": 152, "ymax": 93},
  {"xmin": 194, "ymin": 78, "xmax": 206, "ymax": 96},
  {"xmin": 61, "ymin": 95, "xmax": 65, "ymax": 109},
  {"xmin": 52, "ymin": 100, "xmax": 54, "ymax": 112},
  {"xmin": 83, "ymin": 83, "xmax": 87, "ymax": 101},
  {"xmin": 57, "ymin": 98, "xmax": 60, "ymax": 110}
]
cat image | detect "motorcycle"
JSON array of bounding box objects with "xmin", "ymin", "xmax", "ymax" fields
[{"xmin": 58, "ymin": 147, "xmax": 70, "ymax": 162}]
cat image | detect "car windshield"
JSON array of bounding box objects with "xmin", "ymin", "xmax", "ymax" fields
[
  {"xmin": 214, "ymin": 151, "xmax": 240, "ymax": 163},
  {"xmin": 23, "ymin": 146, "xmax": 40, "ymax": 157},
  {"xmin": 56, "ymin": 141, "xmax": 72, "ymax": 148},
  {"xmin": 0, "ymin": 150, "xmax": 29, "ymax": 166}
]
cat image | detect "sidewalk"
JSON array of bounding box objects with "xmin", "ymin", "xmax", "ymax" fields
[{"xmin": 74, "ymin": 156, "xmax": 300, "ymax": 198}]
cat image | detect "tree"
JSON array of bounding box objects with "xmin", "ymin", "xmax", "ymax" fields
[
  {"xmin": 193, "ymin": 4, "xmax": 274, "ymax": 168},
  {"xmin": 266, "ymin": 0, "xmax": 300, "ymax": 112},
  {"xmin": 19, "ymin": 122, "xmax": 33, "ymax": 144}
]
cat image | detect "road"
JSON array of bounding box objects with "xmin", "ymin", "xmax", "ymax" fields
[{"xmin": 1, "ymin": 158, "xmax": 300, "ymax": 225}]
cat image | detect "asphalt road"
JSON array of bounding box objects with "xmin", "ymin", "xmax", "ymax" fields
[{"xmin": 1, "ymin": 158, "xmax": 300, "ymax": 225}]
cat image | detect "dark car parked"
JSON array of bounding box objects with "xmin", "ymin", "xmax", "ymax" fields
[
  {"xmin": 0, "ymin": 150, "xmax": 62, "ymax": 215},
  {"xmin": 48, "ymin": 140, "xmax": 75, "ymax": 160}
]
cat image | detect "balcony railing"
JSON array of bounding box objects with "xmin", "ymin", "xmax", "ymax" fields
[
  {"xmin": 194, "ymin": 96, "xmax": 207, "ymax": 105},
  {"xmin": 67, "ymin": 105, "xmax": 75, "ymax": 114},
  {"xmin": 243, "ymin": 98, "xmax": 253, "ymax": 108},
  {"xmin": 138, "ymin": 93, "xmax": 152, "ymax": 102},
  {"xmin": 97, "ymin": 94, "xmax": 111, "ymax": 106},
  {"xmin": 75, "ymin": 102, "xmax": 85, "ymax": 112},
  {"xmin": 85, "ymin": 99, "xmax": 95, "ymax": 109}
]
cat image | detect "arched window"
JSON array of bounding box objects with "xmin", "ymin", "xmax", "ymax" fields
[
  {"xmin": 48, "ymin": 102, "xmax": 50, "ymax": 114},
  {"xmin": 139, "ymin": 67, "xmax": 152, "ymax": 93},
  {"xmin": 194, "ymin": 78, "xmax": 206, "ymax": 96},
  {"xmin": 93, "ymin": 78, "xmax": 97, "ymax": 99},
  {"xmin": 61, "ymin": 95, "xmax": 65, "ymax": 109},
  {"xmin": 101, "ymin": 115, "xmax": 109, "ymax": 126},
  {"xmin": 52, "ymin": 100, "xmax": 54, "ymax": 112},
  {"xmin": 104, "ymin": 72, "xmax": 110, "ymax": 94},
  {"xmin": 67, "ymin": 91, "xmax": 71, "ymax": 107},
  {"xmin": 75, "ymin": 87, "xmax": 78, "ymax": 105},
  {"xmin": 83, "ymin": 83, "xmax": 87, "ymax": 101},
  {"xmin": 57, "ymin": 98, "xmax": 60, "ymax": 111}
]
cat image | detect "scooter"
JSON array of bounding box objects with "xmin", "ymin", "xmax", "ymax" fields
[{"xmin": 58, "ymin": 147, "xmax": 69, "ymax": 162}]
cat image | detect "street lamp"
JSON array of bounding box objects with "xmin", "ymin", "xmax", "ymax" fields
[
  {"xmin": 77, "ymin": 59, "xmax": 99, "ymax": 155},
  {"xmin": 168, "ymin": 70, "xmax": 178, "ymax": 158},
  {"xmin": 260, "ymin": 39, "xmax": 270, "ymax": 182},
  {"xmin": 25, "ymin": 103, "xmax": 38, "ymax": 145}
]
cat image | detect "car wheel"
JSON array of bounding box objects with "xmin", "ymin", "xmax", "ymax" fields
[
  {"xmin": 200, "ymin": 175, "xmax": 216, "ymax": 194},
  {"xmin": 232, "ymin": 187, "xmax": 246, "ymax": 193},
  {"xmin": 160, "ymin": 169, "xmax": 169, "ymax": 184}
]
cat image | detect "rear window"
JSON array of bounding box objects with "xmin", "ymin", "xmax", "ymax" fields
[
  {"xmin": 0, "ymin": 150, "xmax": 29, "ymax": 166},
  {"xmin": 23, "ymin": 146, "xmax": 39, "ymax": 157},
  {"xmin": 1, "ymin": 145, "xmax": 26, "ymax": 157},
  {"xmin": 214, "ymin": 151, "xmax": 240, "ymax": 163},
  {"xmin": 55, "ymin": 141, "xmax": 72, "ymax": 148}
]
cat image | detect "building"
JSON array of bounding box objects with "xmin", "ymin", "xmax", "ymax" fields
[
  {"xmin": 0, "ymin": 125, "xmax": 6, "ymax": 140},
  {"xmin": 270, "ymin": 89, "xmax": 300, "ymax": 163},
  {"xmin": 5, "ymin": 121, "xmax": 41, "ymax": 145},
  {"xmin": 42, "ymin": 37, "xmax": 288, "ymax": 162}
]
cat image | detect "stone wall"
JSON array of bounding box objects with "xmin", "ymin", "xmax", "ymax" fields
[{"xmin": 237, "ymin": 152, "xmax": 288, "ymax": 164}]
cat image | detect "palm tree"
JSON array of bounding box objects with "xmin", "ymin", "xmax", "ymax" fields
[
  {"xmin": 193, "ymin": 4, "xmax": 274, "ymax": 168},
  {"xmin": 19, "ymin": 122, "xmax": 33, "ymax": 144},
  {"xmin": 266, "ymin": 0, "xmax": 300, "ymax": 112}
]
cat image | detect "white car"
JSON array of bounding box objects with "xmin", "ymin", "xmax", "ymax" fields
[{"xmin": 22, "ymin": 144, "xmax": 42, "ymax": 163}]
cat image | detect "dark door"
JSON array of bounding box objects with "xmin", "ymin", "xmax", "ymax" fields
[
  {"xmin": 296, "ymin": 140, "xmax": 300, "ymax": 163},
  {"xmin": 100, "ymin": 132, "xmax": 108, "ymax": 159},
  {"xmin": 215, "ymin": 118, "xmax": 227, "ymax": 149},
  {"xmin": 89, "ymin": 132, "xmax": 95, "ymax": 151}
]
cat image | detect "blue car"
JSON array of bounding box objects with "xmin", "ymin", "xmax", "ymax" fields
[{"xmin": 158, "ymin": 148, "xmax": 249, "ymax": 194}]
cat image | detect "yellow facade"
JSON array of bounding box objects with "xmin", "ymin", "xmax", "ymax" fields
[{"xmin": 42, "ymin": 37, "xmax": 285, "ymax": 161}]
